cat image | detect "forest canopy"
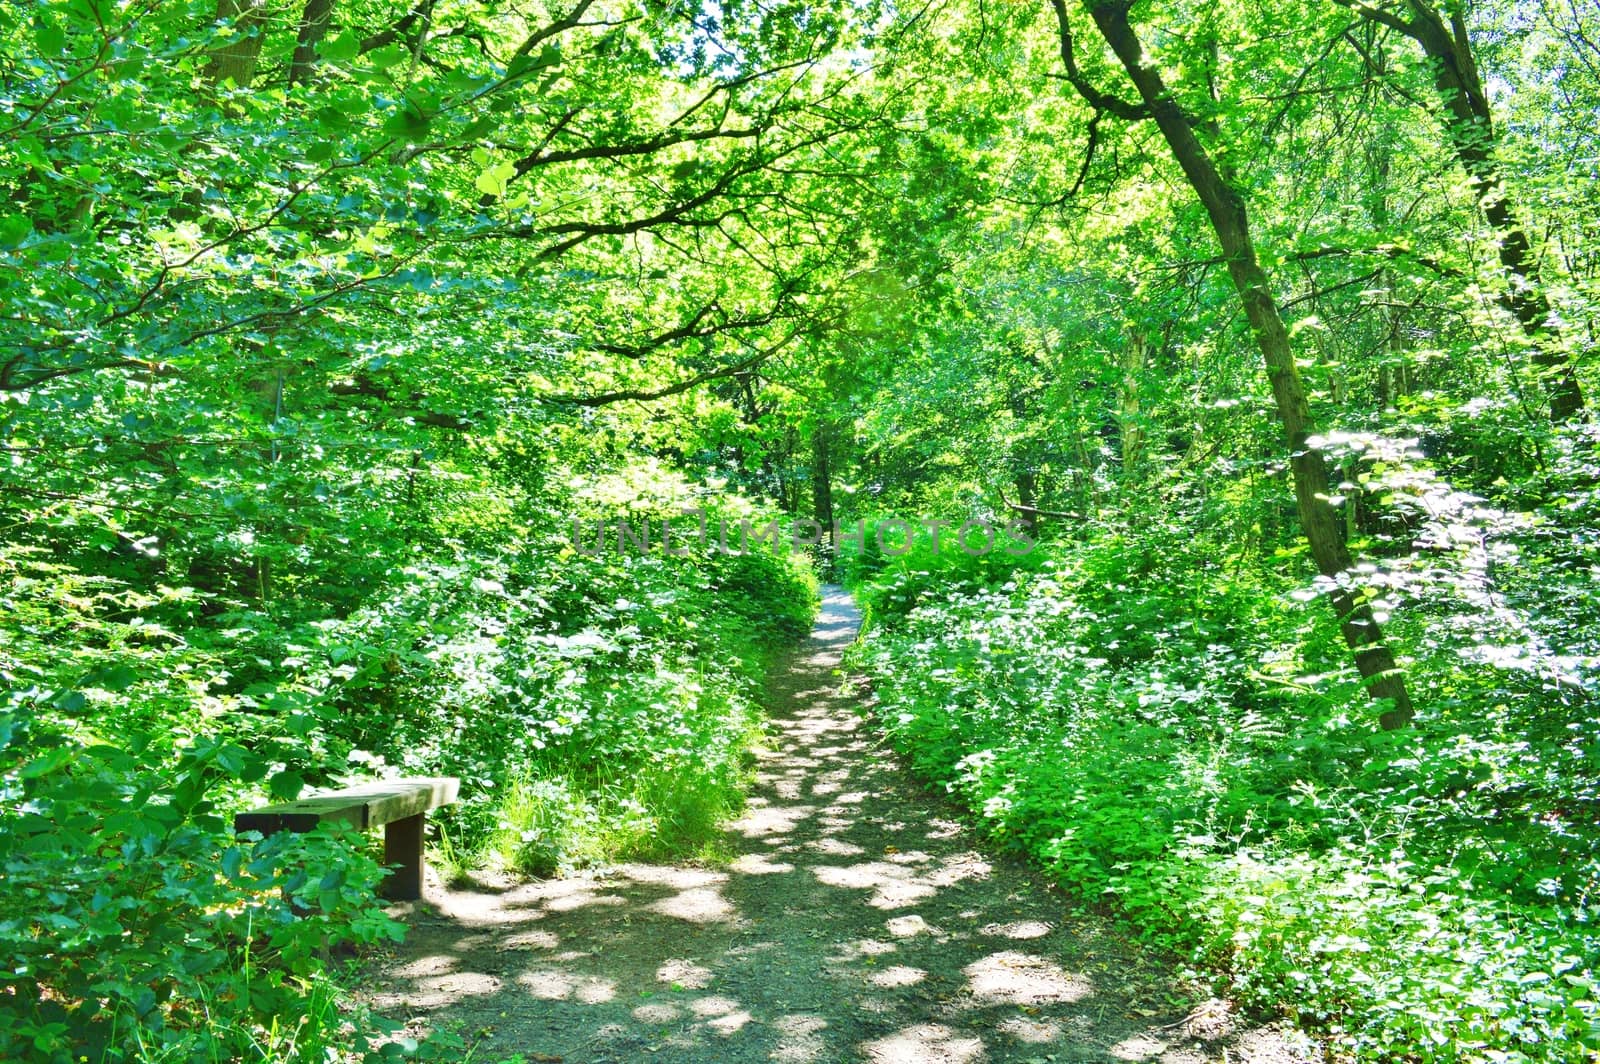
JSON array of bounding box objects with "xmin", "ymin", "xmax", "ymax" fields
[{"xmin": 2, "ymin": 0, "xmax": 1597, "ymax": 1060}]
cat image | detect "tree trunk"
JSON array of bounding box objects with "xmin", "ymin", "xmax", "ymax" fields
[
  {"xmin": 1364, "ymin": 91, "xmax": 1411, "ymax": 410},
  {"xmin": 1120, "ymin": 327, "xmax": 1145, "ymax": 481},
  {"xmin": 1014, "ymin": 470, "xmax": 1038, "ymax": 534},
  {"xmin": 1080, "ymin": 0, "xmax": 1415, "ymax": 729},
  {"xmin": 1342, "ymin": 0, "xmax": 1584, "ymax": 422},
  {"xmin": 811, "ymin": 421, "xmax": 835, "ymax": 546},
  {"xmin": 289, "ymin": 0, "xmax": 336, "ymax": 87},
  {"xmin": 205, "ymin": 0, "xmax": 269, "ymax": 89}
]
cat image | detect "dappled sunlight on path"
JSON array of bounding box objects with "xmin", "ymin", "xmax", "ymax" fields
[{"xmin": 365, "ymin": 587, "xmax": 1309, "ymax": 1064}]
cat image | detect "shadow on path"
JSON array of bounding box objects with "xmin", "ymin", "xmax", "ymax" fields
[{"xmin": 365, "ymin": 587, "xmax": 1309, "ymax": 1064}]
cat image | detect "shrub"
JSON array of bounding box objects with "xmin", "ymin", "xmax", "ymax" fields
[
  {"xmin": 852, "ymin": 531, "xmax": 1600, "ymax": 1062},
  {"xmin": 0, "ymin": 709, "xmax": 405, "ymax": 1064},
  {"xmin": 289, "ymin": 489, "xmax": 818, "ymax": 874}
]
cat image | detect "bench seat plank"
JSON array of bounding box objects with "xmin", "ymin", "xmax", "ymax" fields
[
  {"xmin": 233, "ymin": 777, "xmax": 459, "ymax": 837},
  {"xmin": 233, "ymin": 776, "xmax": 460, "ymax": 902}
]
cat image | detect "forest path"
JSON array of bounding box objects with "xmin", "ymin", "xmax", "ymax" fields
[{"xmin": 365, "ymin": 586, "xmax": 1305, "ymax": 1063}]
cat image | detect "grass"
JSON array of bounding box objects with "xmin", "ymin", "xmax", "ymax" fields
[{"xmin": 470, "ymin": 748, "xmax": 760, "ymax": 877}]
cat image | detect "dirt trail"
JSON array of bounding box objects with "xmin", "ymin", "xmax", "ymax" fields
[{"xmin": 366, "ymin": 587, "xmax": 1307, "ymax": 1063}]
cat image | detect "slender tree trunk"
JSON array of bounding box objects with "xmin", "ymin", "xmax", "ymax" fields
[
  {"xmin": 1071, "ymin": 419, "xmax": 1095, "ymax": 517},
  {"xmin": 289, "ymin": 0, "xmax": 336, "ymax": 87},
  {"xmin": 1014, "ymin": 470, "xmax": 1038, "ymax": 535},
  {"xmin": 1364, "ymin": 102, "xmax": 1411, "ymax": 410},
  {"xmin": 1317, "ymin": 332, "xmax": 1362, "ymax": 542},
  {"xmin": 1120, "ymin": 327, "xmax": 1145, "ymax": 481},
  {"xmin": 812, "ymin": 421, "xmax": 835, "ymax": 546},
  {"xmin": 778, "ymin": 427, "xmax": 799, "ymax": 513},
  {"xmin": 205, "ymin": 0, "xmax": 269, "ymax": 89},
  {"xmin": 1340, "ymin": 0, "xmax": 1584, "ymax": 422},
  {"xmin": 1078, "ymin": 0, "xmax": 1415, "ymax": 729}
]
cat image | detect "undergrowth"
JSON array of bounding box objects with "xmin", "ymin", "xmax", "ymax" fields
[
  {"xmin": 2, "ymin": 466, "xmax": 816, "ymax": 1062},
  {"xmin": 848, "ymin": 514, "xmax": 1600, "ymax": 1062}
]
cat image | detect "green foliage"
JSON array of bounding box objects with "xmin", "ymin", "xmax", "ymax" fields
[
  {"xmin": 275, "ymin": 472, "xmax": 816, "ymax": 869},
  {"xmin": 492, "ymin": 775, "xmax": 609, "ymax": 878},
  {"xmin": 490, "ymin": 754, "xmax": 752, "ymax": 876},
  {"xmin": 843, "ymin": 516, "xmax": 1043, "ymax": 624},
  {"xmin": 853, "ymin": 506, "xmax": 1600, "ymax": 1061},
  {"xmin": 1, "ymin": 428, "xmax": 815, "ymax": 1062},
  {"xmin": 5, "ymin": 0, "xmax": 1600, "ymax": 1059},
  {"xmin": 0, "ymin": 709, "xmax": 405, "ymax": 1064}
]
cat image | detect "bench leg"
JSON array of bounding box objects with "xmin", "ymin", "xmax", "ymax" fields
[{"xmin": 383, "ymin": 812, "xmax": 426, "ymax": 901}]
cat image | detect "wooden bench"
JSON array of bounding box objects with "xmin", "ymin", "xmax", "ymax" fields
[{"xmin": 234, "ymin": 777, "xmax": 460, "ymax": 901}]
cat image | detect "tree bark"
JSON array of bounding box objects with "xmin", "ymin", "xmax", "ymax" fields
[
  {"xmin": 1120, "ymin": 327, "xmax": 1145, "ymax": 481},
  {"xmin": 204, "ymin": 0, "xmax": 269, "ymax": 89},
  {"xmin": 289, "ymin": 0, "xmax": 336, "ymax": 87},
  {"xmin": 1362, "ymin": 56, "xmax": 1412, "ymax": 410},
  {"xmin": 1013, "ymin": 470, "xmax": 1039, "ymax": 534},
  {"xmin": 812, "ymin": 421, "xmax": 835, "ymax": 546},
  {"xmin": 1075, "ymin": 0, "xmax": 1415, "ymax": 729}
]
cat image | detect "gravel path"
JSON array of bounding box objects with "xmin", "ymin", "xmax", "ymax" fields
[{"xmin": 364, "ymin": 586, "xmax": 1309, "ymax": 1064}]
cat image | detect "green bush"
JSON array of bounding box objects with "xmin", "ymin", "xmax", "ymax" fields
[
  {"xmin": 0, "ymin": 710, "xmax": 405, "ymax": 1064},
  {"xmin": 493, "ymin": 775, "xmax": 608, "ymax": 877},
  {"xmin": 286, "ymin": 487, "xmax": 818, "ymax": 874},
  {"xmin": 1, "ymin": 436, "xmax": 817, "ymax": 1055},
  {"xmin": 845, "ymin": 514, "xmax": 1043, "ymax": 625},
  {"xmin": 852, "ymin": 529, "xmax": 1600, "ymax": 1062}
]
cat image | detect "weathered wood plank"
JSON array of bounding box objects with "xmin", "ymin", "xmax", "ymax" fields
[
  {"xmin": 363, "ymin": 777, "xmax": 459, "ymax": 827},
  {"xmin": 233, "ymin": 777, "xmax": 459, "ymax": 836},
  {"xmin": 234, "ymin": 777, "xmax": 460, "ymax": 903}
]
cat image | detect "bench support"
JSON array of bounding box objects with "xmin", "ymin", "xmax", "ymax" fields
[
  {"xmin": 383, "ymin": 812, "xmax": 425, "ymax": 901},
  {"xmin": 234, "ymin": 777, "xmax": 459, "ymax": 905}
]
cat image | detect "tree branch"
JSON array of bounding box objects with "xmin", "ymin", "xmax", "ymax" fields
[
  {"xmin": 1048, "ymin": 0, "xmax": 1150, "ymax": 121},
  {"xmin": 1330, "ymin": 0, "xmax": 1421, "ymax": 40},
  {"xmin": 359, "ymin": 0, "xmax": 437, "ymax": 54},
  {"xmin": 509, "ymin": 0, "xmax": 595, "ymax": 63},
  {"xmin": 544, "ymin": 328, "xmax": 804, "ymax": 407},
  {"xmin": 997, "ymin": 487, "xmax": 1085, "ymax": 522},
  {"xmin": 593, "ymin": 299, "xmax": 796, "ymax": 359}
]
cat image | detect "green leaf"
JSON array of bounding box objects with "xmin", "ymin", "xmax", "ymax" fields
[
  {"xmin": 382, "ymin": 101, "xmax": 432, "ymax": 142},
  {"xmin": 82, "ymin": 664, "xmax": 141, "ymax": 692},
  {"xmin": 215, "ymin": 743, "xmax": 247, "ymax": 774},
  {"xmin": 474, "ymin": 169, "xmax": 502, "ymax": 197},
  {"xmin": 321, "ymin": 29, "xmax": 360, "ymax": 63},
  {"xmin": 49, "ymin": 685, "xmax": 90, "ymax": 715},
  {"xmin": 444, "ymin": 68, "xmax": 489, "ymax": 94},
  {"xmin": 65, "ymin": 0, "xmax": 111, "ymax": 26},
  {"xmin": 0, "ymin": 214, "xmax": 33, "ymax": 249},
  {"xmin": 368, "ymin": 44, "xmax": 411, "ymax": 71},
  {"xmin": 474, "ymin": 160, "xmax": 517, "ymax": 198},
  {"xmin": 34, "ymin": 18, "xmax": 66, "ymax": 56},
  {"xmin": 239, "ymin": 754, "xmax": 269, "ymax": 783},
  {"xmin": 268, "ymin": 770, "xmax": 305, "ymax": 802},
  {"xmin": 20, "ymin": 747, "xmax": 73, "ymax": 779},
  {"xmin": 508, "ymin": 43, "xmax": 561, "ymax": 78}
]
